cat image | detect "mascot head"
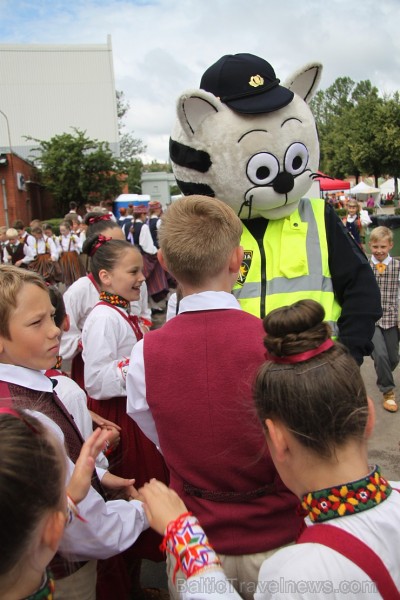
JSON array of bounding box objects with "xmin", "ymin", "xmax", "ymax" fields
[{"xmin": 170, "ymin": 53, "xmax": 322, "ymax": 220}]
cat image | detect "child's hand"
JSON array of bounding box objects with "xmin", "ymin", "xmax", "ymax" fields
[
  {"xmin": 101, "ymin": 471, "xmax": 137, "ymax": 499},
  {"xmin": 89, "ymin": 411, "xmax": 121, "ymax": 451},
  {"xmin": 139, "ymin": 479, "xmax": 188, "ymax": 535},
  {"xmin": 67, "ymin": 428, "xmax": 114, "ymax": 504}
]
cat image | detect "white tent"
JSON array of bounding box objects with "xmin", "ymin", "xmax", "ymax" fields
[
  {"xmin": 380, "ymin": 178, "xmax": 400, "ymax": 194},
  {"xmin": 349, "ymin": 181, "xmax": 380, "ymax": 196}
]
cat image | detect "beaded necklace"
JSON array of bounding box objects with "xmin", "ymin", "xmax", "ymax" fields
[
  {"xmin": 301, "ymin": 466, "xmax": 392, "ymax": 523},
  {"xmin": 99, "ymin": 291, "xmax": 130, "ymax": 311},
  {"xmin": 25, "ymin": 570, "xmax": 55, "ymax": 600}
]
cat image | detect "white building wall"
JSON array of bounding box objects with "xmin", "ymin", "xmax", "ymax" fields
[{"xmin": 0, "ymin": 36, "xmax": 119, "ymax": 160}]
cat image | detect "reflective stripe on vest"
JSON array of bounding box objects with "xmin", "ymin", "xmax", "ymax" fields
[{"xmin": 232, "ymin": 198, "xmax": 341, "ymax": 334}]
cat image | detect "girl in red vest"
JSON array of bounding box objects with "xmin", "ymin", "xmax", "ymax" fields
[
  {"xmin": 140, "ymin": 300, "xmax": 400, "ymax": 600},
  {"xmin": 81, "ymin": 234, "xmax": 169, "ymax": 598}
]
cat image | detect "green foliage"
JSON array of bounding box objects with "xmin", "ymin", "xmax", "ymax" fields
[
  {"xmin": 310, "ymin": 77, "xmax": 400, "ymax": 197},
  {"xmin": 126, "ymin": 159, "xmax": 144, "ymax": 193},
  {"xmin": 116, "ymin": 90, "xmax": 146, "ymax": 167},
  {"xmin": 144, "ymin": 161, "xmax": 172, "ymax": 173},
  {"xmin": 28, "ymin": 128, "xmax": 123, "ymax": 215}
]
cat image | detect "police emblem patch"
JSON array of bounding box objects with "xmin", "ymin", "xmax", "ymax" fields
[{"xmin": 236, "ymin": 251, "xmax": 253, "ymax": 286}]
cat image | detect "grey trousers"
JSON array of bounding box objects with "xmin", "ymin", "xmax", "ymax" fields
[{"xmin": 371, "ymin": 326, "xmax": 399, "ymax": 393}]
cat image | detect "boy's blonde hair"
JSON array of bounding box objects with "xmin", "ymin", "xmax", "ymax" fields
[
  {"xmin": 6, "ymin": 228, "xmax": 18, "ymax": 239},
  {"xmin": 158, "ymin": 195, "xmax": 243, "ymax": 285},
  {"xmin": 369, "ymin": 226, "xmax": 393, "ymax": 244},
  {"xmin": 0, "ymin": 265, "xmax": 48, "ymax": 339}
]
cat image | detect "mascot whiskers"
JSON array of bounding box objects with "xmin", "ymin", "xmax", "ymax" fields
[{"xmin": 170, "ymin": 53, "xmax": 381, "ymax": 364}]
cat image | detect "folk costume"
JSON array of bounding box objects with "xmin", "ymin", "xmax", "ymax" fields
[
  {"xmin": 158, "ymin": 469, "xmax": 400, "ymax": 600},
  {"xmin": 0, "ymin": 364, "xmax": 148, "ymax": 598},
  {"xmin": 169, "ymin": 53, "xmax": 381, "ymax": 364},
  {"xmin": 3, "ymin": 239, "xmax": 32, "ymax": 265},
  {"xmin": 27, "ymin": 236, "xmax": 61, "ymax": 284},
  {"xmin": 58, "ymin": 232, "xmax": 85, "ymax": 287},
  {"xmin": 82, "ymin": 292, "xmax": 169, "ymax": 562},
  {"xmin": 127, "ymin": 291, "xmax": 301, "ymax": 597},
  {"xmin": 127, "ymin": 206, "xmax": 169, "ymax": 303},
  {"xmin": 60, "ymin": 274, "xmax": 151, "ymax": 390}
]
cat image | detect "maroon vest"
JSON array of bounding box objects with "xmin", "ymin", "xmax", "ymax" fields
[
  {"xmin": 0, "ymin": 379, "xmax": 104, "ymax": 578},
  {"xmin": 144, "ymin": 309, "xmax": 301, "ymax": 555}
]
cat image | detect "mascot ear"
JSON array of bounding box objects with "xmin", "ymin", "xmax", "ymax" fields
[
  {"xmin": 177, "ymin": 90, "xmax": 221, "ymax": 137},
  {"xmin": 283, "ymin": 62, "xmax": 323, "ymax": 104}
]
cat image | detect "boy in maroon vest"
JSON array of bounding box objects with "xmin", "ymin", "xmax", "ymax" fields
[
  {"xmin": 126, "ymin": 195, "xmax": 301, "ymax": 600},
  {"xmin": 0, "ymin": 265, "xmax": 151, "ymax": 599}
]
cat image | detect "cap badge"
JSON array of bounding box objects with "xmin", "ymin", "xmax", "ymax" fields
[{"xmin": 249, "ymin": 75, "xmax": 264, "ymax": 88}]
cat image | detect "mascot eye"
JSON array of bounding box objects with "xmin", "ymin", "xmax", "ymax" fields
[
  {"xmin": 284, "ymin": 143, "xmax": 309, "ymax": 175},
  {"xmin": 247, "ymin": 153, "xmax": 280, "ymax": 185}
]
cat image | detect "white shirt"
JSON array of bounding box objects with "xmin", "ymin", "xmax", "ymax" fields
[
  {"xmin": 0, "ymin": 364, "xmax": 148, "ymax": 561},
  {"xmin": 174, "ymin": 488, "xmax": 400, "ymax": 600},
  {"xmin": 3, "ymin": 241, "xmax": 34, "ymax": 264},
  {"xmin": 28, "ymin": 236, "xmax": 58, "ymax": 261},
  {"xmin": 60, "ymin": 275, "xmax": 151, "ymax": 360},
  {"xmin": 59, "ymin": 233, "xmax": 81, "ymax": 254},
  {"xmin": 128, "ymin": 219, "xmax": 158, "ymax": 254},
  {"xmin": 50, "ymin": 372, "xmax": 109, "ymax": 472},
  {"xmin": 82, "ymin": 303, "xmax": 140, "ymax": 400},
  {"xmin": 126, "ymin": 291, "xmax": 241, "ymax": 448}
]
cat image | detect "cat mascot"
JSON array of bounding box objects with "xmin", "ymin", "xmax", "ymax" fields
[{"xmin": 169, "ymin": 53, "xmax": 381, "ymax": 364}]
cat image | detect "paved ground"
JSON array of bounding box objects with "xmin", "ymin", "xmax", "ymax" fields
[{"xmin": 362, "ymin": 356, "xmax": 400, "ymax": 480}]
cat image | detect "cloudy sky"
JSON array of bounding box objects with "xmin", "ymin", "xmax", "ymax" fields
[{"xmin": 1, "ymin": 0, "xmax": 399, "ymax": 162}]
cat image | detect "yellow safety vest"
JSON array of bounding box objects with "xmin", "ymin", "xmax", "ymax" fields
[{"xmin": 232, "ymin": 198, "xmax": 341, "ymax": 334}]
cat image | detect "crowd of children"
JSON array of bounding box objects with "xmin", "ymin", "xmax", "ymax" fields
[{"xmin": 0, "ymin": 195, "xmax": 399, "ymax": 599}]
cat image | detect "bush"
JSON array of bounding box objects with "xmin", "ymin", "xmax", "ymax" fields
[{"xmin": 40, "ymin": 218, "xmax": 63, "ymax": 235}]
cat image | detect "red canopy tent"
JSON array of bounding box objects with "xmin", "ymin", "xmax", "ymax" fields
[{"xmin": 315, "ymin": 172, "xmax": 351, "ymax": 192}]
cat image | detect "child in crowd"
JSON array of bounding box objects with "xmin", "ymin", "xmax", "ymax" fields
[
  {"xmin": 0, "ymin": 408, "xmax": 114, "ymax": 600},
  {"xmin": 43, "ymin": 222, "xmax": 62, "ymax": 257},
  {"xmin": 47, "ymin": 285, "xmax": 147, "ymax": 600},
  {"xmin": 60, "ymin": 213, "xmax": 151, "ymax": 389},
  {"xmin": 28, "ymin": 225, "xmax": 61, "ymax": 284},
  {"xmin": 81, "ymin": 234, "xmax": 169, "ymax": 595},
  {"xmin": 148, "ymin": 200, "xmax": 163, "ymax": 248},
  {"xmin": 12, "ymin": 219, "xmax": 35, "ymax": 246},
  {"xmin": 127, "ymin": 204, "xmax": 170, "ymax": 311},
  {"xmin": 47, "ymin": 285, "xmax": 121, "ymax": 466},
  {"xmin": 0, "ymin": 265, "xmax": 151, "ymax": 600},
  {"xmin": 58, "ymin": 219, "xmax": 85, "ymax": 287},
  {"xmin": 3, "ymin": 227, "xmax": 32, "ymax": 267},
  {"xmin": 369, "ymin": 226, "xmax": 400, "ymax": 413},
  {"xmin": 0, "ymin": 225, "xmax": 7, "ymax": 263},
  {"xmin": 127, "ymin": 195, "xmax": 301, "ymax": 600},
  {"xmin": 140, "ymin": 299, "xmax": 400, "ymax": 600},
  {"xmin": 342, "ymin": 199, "xmax": 371, "ymax": 248}
]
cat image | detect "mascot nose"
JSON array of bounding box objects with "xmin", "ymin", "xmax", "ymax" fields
[{"xmin": 273, "ymin": 172, "xmax": 295, "ymax": 195}]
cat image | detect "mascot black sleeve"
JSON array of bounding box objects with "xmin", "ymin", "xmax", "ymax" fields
[{"xmin": 325, "ymin": 203, "xmax": 382, "ymax": 364}]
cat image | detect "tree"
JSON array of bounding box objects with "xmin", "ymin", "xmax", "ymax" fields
[
  {"xmin": 28, "ymin": 128, "xmax": 123, "ymax": 215},
  {"xmin": 116, "ymin": 90, "xmax": 146, "ymax": 166},
  {"xmin": 126, "ymin": 158, "xmax": 144, "ymax": 193}
]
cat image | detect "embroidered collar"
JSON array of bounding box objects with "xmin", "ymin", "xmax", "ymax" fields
[
  {"xmin": 301, "ymin": 466, "xmax": 392, "ymax": 523},
  {"xmin": 25, "ymin": 569, "xmax": 55, "ymax": 599},
  {"xmin": 99, "ymin": 291, "xmax": 130, "ymax": 310}
]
